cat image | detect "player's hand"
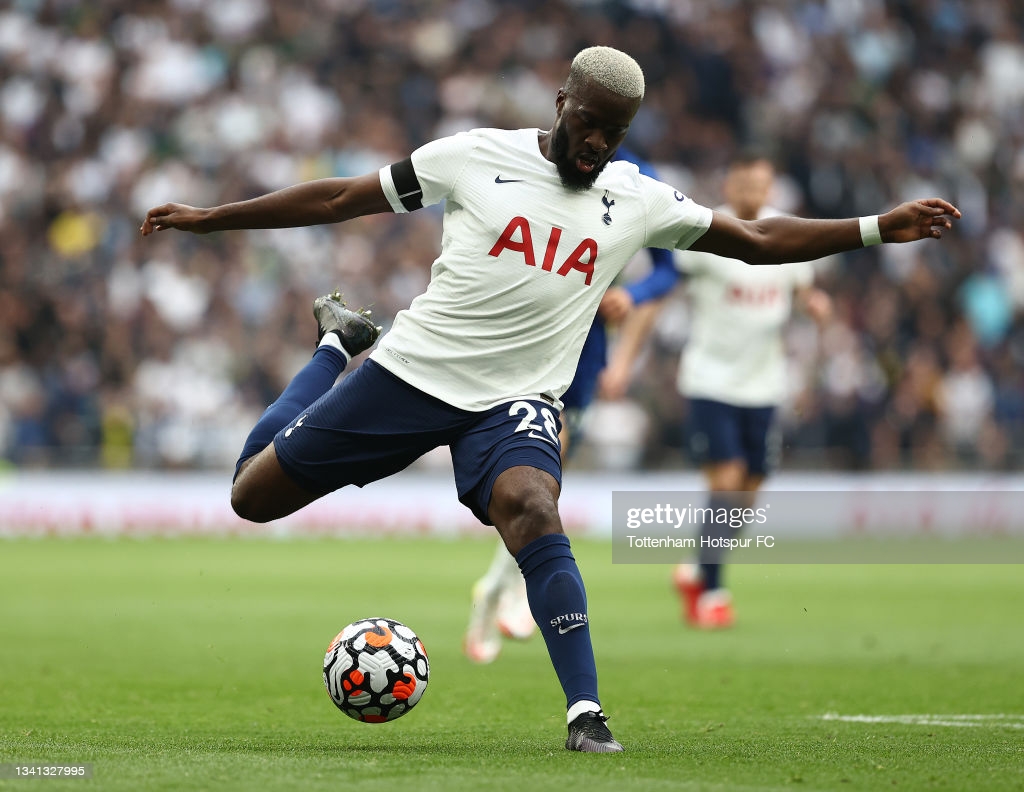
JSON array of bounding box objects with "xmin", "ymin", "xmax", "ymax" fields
[
  {"xmin": 802, "ymin": 288, "xmax": 832, "ymax": 325},
  {"xmin": 598, "ymin": 364, "xmax": 630, "ymax": 401},
  {"xmin": 140, "ymin": 204, "xmax": 211, "ymax": 236},
  {"xmin": 880, "ymin": 199, "xmax": 961, "ymax": 243},
  {"xmin": 597, "ymin": 287, "xmax": 634, "ymax": 324}
]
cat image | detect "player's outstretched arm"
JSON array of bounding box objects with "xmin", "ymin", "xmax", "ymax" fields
[
  {"xmin": 140, "ymin": 172, "xmax": 392, "ymax": 236},
  {"xmin": 689, "ymin": 198, "xmax": 961, "ymax": 265}
]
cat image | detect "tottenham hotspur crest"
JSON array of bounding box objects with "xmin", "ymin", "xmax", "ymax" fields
[{"xmin": 601, "ymin": 191, "xmax": 614, "ymax": 225}]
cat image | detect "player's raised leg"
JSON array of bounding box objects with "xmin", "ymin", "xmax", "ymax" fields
[
  {"xmin": 489, "ymin": 466, "xmax": 623, "ymax": 753},
  {"xmin": 231, "ymin": 291, "xmax": 380, "ymax": 523}
]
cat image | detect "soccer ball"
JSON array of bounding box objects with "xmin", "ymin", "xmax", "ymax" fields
[{"xmin": 323, "ymin": 617, "xmax": 430, "ymax": 723}]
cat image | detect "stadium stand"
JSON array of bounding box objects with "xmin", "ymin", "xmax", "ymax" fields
[{"xmin": 0, "ymin": 0, "xmax": 1021, "ymax": 472}]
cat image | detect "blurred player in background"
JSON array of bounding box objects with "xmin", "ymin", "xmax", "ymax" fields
[
  {"xmin": 463, "ymin": 146, "xmax": 677, "ymax": 665},
  {"xmin": 600, "ymin": 153, "xmax": 833, "ymax": 629}
]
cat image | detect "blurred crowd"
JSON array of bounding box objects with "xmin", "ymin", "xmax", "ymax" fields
[{"xmin": 1, "ymin": 0, "xmax": 1022, "ymax": 472}]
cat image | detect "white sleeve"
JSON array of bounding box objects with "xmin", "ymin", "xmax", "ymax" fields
[
  {"xmin": 378, "ymin": 133, "xmax": 478, "ymax": 214},
  {"xmin": 788, "ymin": 260, "xmax": 815, "ymax": 289},
  {"xmin": 638, "ymin": 175, "xmax": 714, "ymax": 251},
  {"xmin": 674, "ymin": 248, "xmax": 713, "ymax": 275}
]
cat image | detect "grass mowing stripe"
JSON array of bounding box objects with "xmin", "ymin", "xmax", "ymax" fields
[{"xmin": 1, "ymin": 538, "xmax": 1022, "ymax": 791}]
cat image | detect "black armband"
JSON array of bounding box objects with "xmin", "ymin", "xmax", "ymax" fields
[{"xmin": 390, "ymin": 157, "xmax": 423, "ymax": 211}]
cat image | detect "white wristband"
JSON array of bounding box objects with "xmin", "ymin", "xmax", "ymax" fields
[{"xmin": 859, "ymin": 215, "xmax": 882, "ymax": 247}]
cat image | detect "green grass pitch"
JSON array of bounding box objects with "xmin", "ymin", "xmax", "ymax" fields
[{"xmin": 1, "ymin": 537, "xmax": 1022, "ymax": 791}]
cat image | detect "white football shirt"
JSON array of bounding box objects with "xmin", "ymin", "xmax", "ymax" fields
[
  {"xmin": 375, "ymin": 127, "xmax": 712, "ymax": 411},
  {"xmin": 676, "ymin": 204, "xmax": 814, "ymax": 406}
]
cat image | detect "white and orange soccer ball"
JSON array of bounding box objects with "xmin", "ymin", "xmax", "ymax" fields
[{"xmin": 323, "ymin": 617, "xmax": 430, "ymax": 723}]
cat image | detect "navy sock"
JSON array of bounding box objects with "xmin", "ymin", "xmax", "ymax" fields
[
  {"xmin": 699, "ymin": 561, "xmax": 722, "ymax": 591},
  {"xmin": 233, "ymin": 345, "xmax": 348, "ymax": 479},
  {"xmin": 516, "ymin": 533, "xmax": 598, "ymax": 710},
  {"xmin": 698, "ymin": 493, "xmax": 738, "ymax": 591}
]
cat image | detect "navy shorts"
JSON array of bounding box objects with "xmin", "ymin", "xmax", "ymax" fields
[
  {"xmin": 272, "ymin": 360, "xmax": 563, "ymax": 525},
  {"xmin": 686, "ymin": 398, "xmax": 778, "ymax": 476}
]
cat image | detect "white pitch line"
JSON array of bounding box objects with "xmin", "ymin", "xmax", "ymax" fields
[{"xmin": 820, "ymin": 713, "xmax": 1024, "ymax": 729}]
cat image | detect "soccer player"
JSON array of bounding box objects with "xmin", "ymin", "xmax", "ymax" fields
[
  {"xmin": 141, "ymin": 46, "xmax": 960, "ymax": 753},
  {"xmin": 463, "ymin": 145, "xmax": 677, "ymax": 665},
  {"xmin": 600, "ymin": 154, "xmax": 833, "ymax": 629}
]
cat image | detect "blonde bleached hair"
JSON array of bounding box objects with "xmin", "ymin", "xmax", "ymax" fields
[{"xmin": 567, "ymin": 46, "xmax": 645, "ymax": 100}]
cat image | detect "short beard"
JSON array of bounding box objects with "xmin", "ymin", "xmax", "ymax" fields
[{"xmin": 551, "ymin": 123, "xmax": 606, "ymax": 192}]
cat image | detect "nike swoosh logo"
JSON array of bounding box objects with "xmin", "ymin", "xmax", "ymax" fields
[
  {"xmin": 558, "ymin": 622, "xmax": 586, "ymax": 634},
  {"xmin": 495, "ymin": 176, "xmax": 524, "ymax": 184},
  {"xmin": 674, "ymin": 190, "xmax": 687, "ymax": 202},
  {"xmin": 527, "ymin": 431, "xmax": 558, "ymax": 447}
]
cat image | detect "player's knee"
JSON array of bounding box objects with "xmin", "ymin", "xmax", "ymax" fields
[
  {"xmin": 231, "ymin": 448, "xmax": 303, "ymax": 523},
  {"xmin": 709, "ymin": 461, "xmax": 747, "ymax": 492},
  {"xmin": 492, "ymin": 487, "xmax": 561, "ymax": 553},
  {"xmin": 229, "ymin": 485, "xmax": 256, "ymax": 522},
  {"xmin": 503, "ymin": 485, "xmax": 559, "ymax": 522},
  {"xmin": 230, "ymin": 481, "xmax": 272, "ymax": 524},
  {"xmin": 489, "ymin": 466, "xmax": 562, "ymax": 553}
]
